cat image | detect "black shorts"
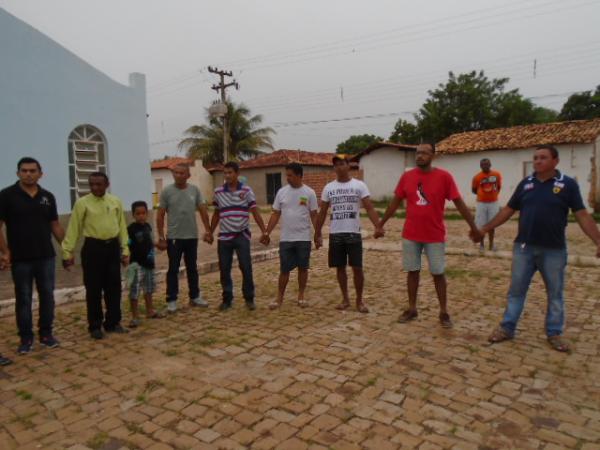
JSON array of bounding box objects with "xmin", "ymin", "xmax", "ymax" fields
[
  {"xmin": 279, "ymin": 241, "xmax": 311, "ymax": 273},
  {"xmin": 328, "ymin": 233, "xmax": 363, "ymax": 268}
]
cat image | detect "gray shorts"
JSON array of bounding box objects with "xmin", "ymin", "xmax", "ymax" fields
[
  {"xmin": 402, "ymin": 239, "xmax": 446, "ymax": 275},
  {"xmin": 279, "ymin": 241, "xmax": 311, "ymax": 273},
  {"xmin": 475, "ymin": 201, "xmax": 500, "ymax": 228},
  {"xmin": 126, "ymin": 263, "xmax": 156, "ymax": 299}
]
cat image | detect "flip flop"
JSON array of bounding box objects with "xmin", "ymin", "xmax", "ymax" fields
[
  {"xmin": 297, "ymin": 299, "xmax": 308, "ymax": 308},
  {"xmin": 147, "ymin": 312, "xmax": 165, "ymax": 319},
  {"xmin": 547, "ymin": 335, "xmax": 570, "ymax": 353},
  {"xmin": 397, "ymin": 309, "xmax": 418, "ymax": 323},
  {"xmin": 335, "ymin": 302, "xmax": 350, "ymax": 311},
  {"xmin": 269, "ymin": 301, "xmax": 282, "ymax": 310},
  {"xmin": 356, "ymin": 303, "xmax": 370, "ymax": 314}
]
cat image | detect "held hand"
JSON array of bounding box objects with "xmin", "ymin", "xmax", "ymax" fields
[
  {"xmin": 62, "ymin": 258, "xmax": 75, "ymax": 271},
  {"xmin": 596, "ymin": 243, "xmax": 600, "ymax": 258},
  {"xmin": 259, "ymin": 233, "xmax": 270, "ymax": 246},
  {"xmin": 156, "ymin": 239, "xmax": 167, "ymax": 251},
  {"xmin": 203, "ymin": 232, "xmax": 214, "ymax": 245},
  {"xmin": 469, "ymin": 228, "xmax": 484, "ymax": 243},
  {"xmin": 314, "ymin": 234, "xmax": 323, "ymax": 250},
  {"xmin": 374, "ymin": 226, "xmax": 385, "ymax": 239},
  {"xmin": 121, "ymin": 255, "xmax": 130, "ymax": 267},
  {"xmin": 0, "ymin": 253, "xmax": 9, "ymax": 270}
]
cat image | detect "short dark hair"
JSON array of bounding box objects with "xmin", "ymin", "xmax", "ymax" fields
[
  {"xmin": 131, "ymin": 201, "xmax": 148, "ymax": 212},
  {"xmin": 17, "ymin": 157, "xmax": 42, "ymax": 171},
  {"xmin": 285, "ymin": 162, "xmax": 303, "ymax": 176},
  {"xmin": 419, "ymin": 141, "xmax": 436, "ymax": 153},
  {"xmin": 536, "ymin": 145, "xmax": 559, "ymax": 159},
  {"xmin": 480, "ymin": 158, "xmax": 490, "ymax": 163},
  {"xmin": 89, "ymin": 171, "xmax": 109, "ymax": 183},
  {"xmin": 224, "ymin": 161, "xmax": 239, "ymax": 172}
]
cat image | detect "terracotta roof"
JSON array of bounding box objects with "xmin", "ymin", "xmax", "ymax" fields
[
  {"xmin": 437, "ymin": 119, "xmax": 600, "ymax": 154},
  {"xmin": 151, "ymin": 157, "xmax": 194, "ymax": 170},
  {"xmin": 351, "ymin": 142, "xmax": 418, "ymax": 161},
  {"xmin": 208, "ymin": 149, "xmax": 334, "ymax": 172}
]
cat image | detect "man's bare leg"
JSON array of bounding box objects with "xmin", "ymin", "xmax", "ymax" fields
[
  {"xmin": 336, "ymin": 267, "xmax": 350, "ymax": 309},
  {"xmin": 351, "ymin": 266, "xmax": 368, "ymax": 312},
  {"xmin": 270, "ymin": 272, "xmax": 290, "ymax": 309},
  {"xmin": 297, "ymin": 268, "xmax": 308, "ymax": 306}
]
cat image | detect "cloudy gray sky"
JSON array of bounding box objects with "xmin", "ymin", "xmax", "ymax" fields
[{"xmin": 2, "ymin": 0, "xmax": 599, "ymax": 159}]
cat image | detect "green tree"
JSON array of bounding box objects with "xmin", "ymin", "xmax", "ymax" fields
[
  {"xmin": 391, "ymin": 71, "xmax": 558, "ymax": 143},
  {"xmin": 389, "ymin": 119, "xmax": 420, "ymax": 144},
  {"xmin": 178, "ymin": 102, "xmax": 275, "ymax": 163},
  {"xmin": 336, "ymin": 134, "xmax": 383, "ymax": 154},
  {"xmin": 559, "ymin": 86, "xmax": 600, "ymax": 120}
]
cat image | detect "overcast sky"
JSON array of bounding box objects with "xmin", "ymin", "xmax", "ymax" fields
[{"xmin": 2, "ymin": 0, "xmax": 600, "ymax": 159}]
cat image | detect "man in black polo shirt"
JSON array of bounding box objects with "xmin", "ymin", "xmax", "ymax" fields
[
  {"xmin": 472, "ymin": 145, "xmax": 600, "ymax": 352},
  {"xmin": 0, "ymin": 157, "xmax": 65, "ymax": 356}
]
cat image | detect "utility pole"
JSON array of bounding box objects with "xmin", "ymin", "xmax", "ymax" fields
[{"xmin": 208, "ymin": 66, "xmax": 239, "ymax": 162}]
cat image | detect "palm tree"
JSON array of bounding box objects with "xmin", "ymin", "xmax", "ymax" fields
[{"xmin": 178, "ymin": 102, "xmax": 275, "ymax": 164}]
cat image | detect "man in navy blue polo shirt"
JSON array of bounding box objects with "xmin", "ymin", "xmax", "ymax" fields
[
  {"xmin": 0, "ymin": 157, "xmax": 65, "ymax": 357},
  {"xmin": 472, "ymin": 145, "xmax": 600, "ymax": 352}
]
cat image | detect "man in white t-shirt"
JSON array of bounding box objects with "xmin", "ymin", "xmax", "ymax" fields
[
  {"xmin": 262, "ymin": 163, "xmax": 318, "ymax": 309},
  {"xmin": 315, "ymin": 155, "xmax": 381, "ymax": 313}
]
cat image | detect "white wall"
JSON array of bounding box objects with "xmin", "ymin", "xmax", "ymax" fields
[
  {"xmin": 359, "ymin": 147, "xmax": 415, "ymax": 200},
  {"xmin": 151, "ymin": 162, "xmax": 214, "ymax": 203},
  {"xmin": 436, "ymin": 143, "xmax": 595, "ymax": 208},
  {"xmin": 0, "ymin": 8, "xmax": 152, "ymax": 213}
]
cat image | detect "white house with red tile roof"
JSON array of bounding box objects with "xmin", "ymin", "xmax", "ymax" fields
[{"xmin": 150, "ymin": 157, "xmax": 213, "ymax": 206}]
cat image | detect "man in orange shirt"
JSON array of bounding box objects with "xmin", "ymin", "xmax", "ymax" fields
[{"xmin": 472, "ymin": 158, "xmax": 502, "ymax": 251}]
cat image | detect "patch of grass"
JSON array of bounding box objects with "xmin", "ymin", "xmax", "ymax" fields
[
  {"xmin": 449, "ymin": 425, "xmax": 458, "ymax": 435},
  {"xmin": 467, "ymin": 345, "xmax": 479, "ymax": 354},
  {"xmin": 125, "ymin": 422, "xmax": 143, "ymax": 434},
  {"xmin": 445, "ymin": 268, "xmax": 484, "ymax": 279},
  {"xmin": 86, "ymin": 431, "xmax": 109, "ymax": 450},
  {"xmin": 16, "ymin": 390, "xmax": 32, "ymax": 400},
  {"xmin": 196, "ymin": 336, "xmax": 218, "ymax": 347},
  {"xmin": 135, "ymin": 393, "xmax": 147, "ymax": 404},
  {"xmin": 163, "ymin": 349, "xmax": 178, "ymax": 357},
  {"xmin": 367, "ymin": 377, "xmax": 378, "ymax": 386},
  {"xmin": 9, "ymin": 411, "xmax": 38, "ymax": 428}
]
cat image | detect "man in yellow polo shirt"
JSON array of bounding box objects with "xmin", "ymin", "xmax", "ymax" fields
[{"xmin": 62, "ymin": 172, "xmax": 130, "ymax": 339}]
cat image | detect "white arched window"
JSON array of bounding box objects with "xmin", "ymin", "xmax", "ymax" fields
[{"xmin": 68, "ymin": 125, "xmax": 107, "ymax": 207}]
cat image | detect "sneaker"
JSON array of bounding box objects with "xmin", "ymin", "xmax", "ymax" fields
[
  {"xmin": 17, "ymin": 339, "xmax": 33, "ymax": 355},
  {"xmin": 218, "ymin": 301, "xmax": 232, "ymax": 311},
  {"xmin": 40, "ymin": 335, "xmax": 60, "ymax": 349},
  {"xmin": 167, "ymin": 301, "xmax": 177, "ymax": 313},
  {"xmin": 190, "ymin": 296, "xmax": 208, "ymax": 307},
  {"xmin": 90, "ymin": 329, "xmax": 104, "ymax": 340},
  {"xmin": 245, "ymin": 300, "xmax": 256, "ymax": 311},
  {"xmin": 0, "ymin": 354, "xmax": 13, "ymax": 366},
  {"xmin": 105, "ymin": 325, "xmax": 129, "ymax": 334}
]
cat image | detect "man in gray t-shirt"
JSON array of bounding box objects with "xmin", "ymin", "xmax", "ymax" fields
[
  {"xmin": 262, "ymin": 163, "xmax": 318, "ymax": 309},
  {"xmin": 156, "ymin": 163, "xmax": 212, "ymax": 312}
]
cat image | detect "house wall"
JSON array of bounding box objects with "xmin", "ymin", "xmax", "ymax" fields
[
  {"xmin": 436, "ymin": 143, "xmax": 595, "ymax": 208},
  {"xmin": 0, "ymin": 8, "xmax": 151, "ymax": 213},
  {"xmin": 211, "ymin": 166, "xmax": 336, "ymax": 204},
  {"xmin": 358, "ymin": 147, "xmax": 415, "ymax": 200}
]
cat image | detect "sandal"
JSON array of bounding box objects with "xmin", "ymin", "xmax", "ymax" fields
[
  {"xmin": 269, "ymin": 301, "xmax": 282, "ymax": 310},
  {"xmin": 335, "ymin": 302, "xmax": 350, "ymax": 311},
  {"xmin": 397, "ymin": 309, "xmax": 418, "ymax": 323},
  {"xmin": 547, "ymin": 335, "xmax": 570, "ymax": 353},
  {"xmin": 297, "ymin": 299, "xmax": 308, "ymax": 308},
  {"xmin": 147, "ymin": 312, "xmax": 165, "ymax": 319},
  {"xmin": 488, "ymin": 326, "xmax": 513, "ymax": 343},
  {"xmin": 129, "ymin": 319, "xmax": 141, "ymax": 328},
  {"xmin": 356, "ymin": 302, "xmax": 370, "ymax": 314},
  {"xmin": 439, "ymin": 312, "xmax": 453, "ymax": 328}
]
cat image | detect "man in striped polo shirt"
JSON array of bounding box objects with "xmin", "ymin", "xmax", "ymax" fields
[{"xmin": 209, "ymin": 161, "xmax": 268, "ymax": 311}]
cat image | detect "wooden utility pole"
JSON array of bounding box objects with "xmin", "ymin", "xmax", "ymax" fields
[{"xmin": 208, "ymin": 66, "xmax": 239, "ymax": 162}]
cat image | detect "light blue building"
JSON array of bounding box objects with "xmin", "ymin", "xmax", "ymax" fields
[{"xmin": 0, "ymin": 8, "xmax": 151, "ymax": 214}]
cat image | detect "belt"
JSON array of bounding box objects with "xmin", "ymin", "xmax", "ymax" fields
[{"xmin": 85, "ymin": 236, "xmax": 119, "ymax": 245}]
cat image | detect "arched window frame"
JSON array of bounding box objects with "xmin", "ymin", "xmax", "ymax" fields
[{"xmin": 68, "ymin": 125, "xmax": 107, "ymax": 207}]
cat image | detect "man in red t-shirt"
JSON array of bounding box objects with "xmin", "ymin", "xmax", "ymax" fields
[
  {"xmin": 471, "ymin": 158, "xmax": 502, "ymax": 251},
  {"xmin": 375, "ymin": 143, "xmax": 478, "ymax": 328}
]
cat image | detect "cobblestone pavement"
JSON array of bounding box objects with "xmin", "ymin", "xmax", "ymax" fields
[{"xmin": 2, "ymin": 242, "xmax": 600, "ymax": 450}]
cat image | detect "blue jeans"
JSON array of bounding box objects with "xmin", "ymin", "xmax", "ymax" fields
[
  {"xmin": 166, "ymin": 239, "xmax": 199, "ymax": 302},
  {"xmin": 218, "ymin": 235, "xmax": 254, "ymax": 304},
  {"xmin": 501, "ymin": 243, "xmax": 567, "ymax": 337},
  {"xmin": 11, "ymin": 257, "xmax": 56, "ymax": 340}
]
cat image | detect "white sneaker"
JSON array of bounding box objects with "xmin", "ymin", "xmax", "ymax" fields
[
  {"xmin": 167, "ymin": 301, "xmax": 177, "ymax": 313},
  {"xmin": 190, "ymin": 296, "xmax": 208, "ymax": 307}
]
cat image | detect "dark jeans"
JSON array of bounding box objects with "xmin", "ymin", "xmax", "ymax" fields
[
  {"xmin": 81, "ymin": 238, "xmax": 122, "ymax": 332},
  {"xmin": 218, "ymin": 235, "xmax": 254, "ymax": 304},
  {"xmin": 166, "ymin": 239, "xmax": 199, "ymax": 302},
  {"xmin": 11, "ymin": 257, "xmax": 56, "ymax": 341}
]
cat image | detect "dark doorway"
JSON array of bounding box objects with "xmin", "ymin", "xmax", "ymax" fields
[{"xmin": 266, "ymin": 173, "xmax": 282, "ymax": 204}]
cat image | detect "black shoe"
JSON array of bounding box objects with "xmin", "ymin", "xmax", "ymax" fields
[
  {"xmin": 245, "ymin": 300, "xmax": 256, "ymax": 311},
  {"xmin": 0, "ymin": 354, "xmax": 13, "ymax": 366},
  {"xmin": 218, "ymin": 302, "xmax": 232, "ymax": 311},
  {"xmin": 90, "ymin": 329, "xmax": 104, "ymax": 340},
  {"xmin": 105, "ymin": 325, "xmax": 129, "ymax": 334},
  {"xmin": 17, "ymin": 339, "xmax": 33, "ymax": 355},
  {"xmin": 40, "ymin": 335, "xmax": 60, "ymax": 349}
]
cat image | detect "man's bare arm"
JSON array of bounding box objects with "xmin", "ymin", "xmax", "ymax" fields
[{"xmin": 574, "ymin": 209, "xmax": 600, "ymax": 257}]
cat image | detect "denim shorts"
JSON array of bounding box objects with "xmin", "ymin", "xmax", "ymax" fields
[
  {"xmin": 402, "ymin": 239, "xmax": 446, "ymax": 274},
  {"xmin": 126, "ymin": 263, "xmax": 156, "ymax": 299},
  {"xmin": 279, "ymin": 241, "xmax": 311, "ymax": 273}
]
